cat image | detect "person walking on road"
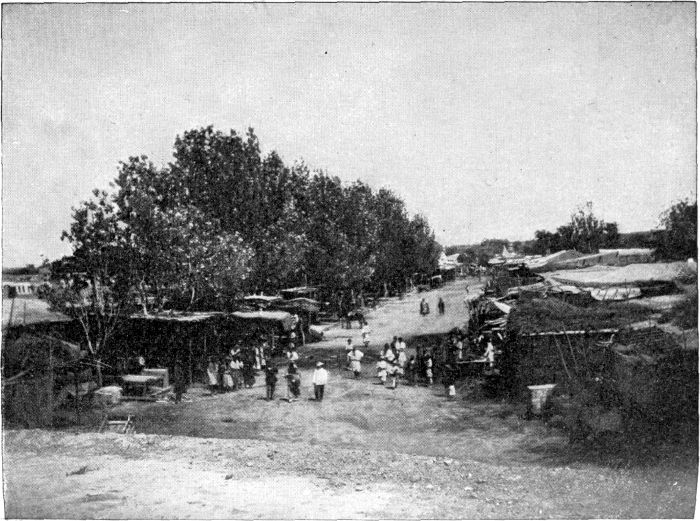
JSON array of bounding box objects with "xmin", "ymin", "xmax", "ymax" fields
[
  {"xmin": 348, "ymin": 345, "xmax": 364, "ymax": 378},
  {"xmin": 361, "ymin": 321, "xmax": 371, "ymax": 348},
  {"xmin": 419, "ymin": 298, "xmax": 430, "ymax": 316},
  {"xmin": 438, "ymin": 297, "xmax": 445, "ymax": 315},
  {"xmin": 265, "ymin": 362, "xmax": 278, "ymax": 401},
  {"xmin": 285, "ymin": 362, "xmax": 301, "ymax": 401},
  {"xmin": 312, "ymin": 362, "xmax": 329, "ymax": 401}
]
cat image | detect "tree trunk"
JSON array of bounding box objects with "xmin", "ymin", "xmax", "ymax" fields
[{"xmin": 92, "ymin": 350, "xmax": 104, "ymax": 388}]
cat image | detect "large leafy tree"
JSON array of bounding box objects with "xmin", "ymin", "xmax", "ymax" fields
[
  {"xmin": 113, "ymin": 156, "xmax": 253, "ymax": 310},
  {"xmin": 44, "ymin": 190, "xmax": 133, "ymax": 386},
  {"xmin": 657, "ymin": 199, "xmax": 697, "ymax": 260}
]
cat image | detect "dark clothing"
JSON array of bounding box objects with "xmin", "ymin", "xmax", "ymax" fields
[
  {"xmin": 265, "ymin": 366, "xmax": 278, "ymax": 385},
  {"xmin": 265, "ymin": 366, "xmax": 278, "ymax": 400},
  {"xmin": 420, "ymin": 301, "xmax": 430, "ymax": 315},
  {"xmin": 406, "ymin": 360, "xmax": 417, "ymax": 385},
  {"xmin": 314, "ymin": 384, "xmax": 325, "ymax": 401},
  {"xmin": 438, "ymin": 299, "xmax": 445, "ymax": 315},
  {"xmin": 288, "ymin": 376, "xmax": 301, "ymax": 398},
  {"xmin": 173, "ymin": 364, "xmax": 188, "ymax": 403},
  {"xmin": 242, "ymin": 362, "xmax": 256, "ymax": 388}
]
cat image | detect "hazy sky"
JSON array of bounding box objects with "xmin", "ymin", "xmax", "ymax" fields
[{"xmin": 2, "ymin": 3, "xmax": 696, "ymax": 267}]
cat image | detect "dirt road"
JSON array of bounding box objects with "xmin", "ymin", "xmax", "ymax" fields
[
  {"xmin": 319, "ymin": 278, "xmax": 478, "ymax": 350},
  {"xmin": 3, "ymin": 278, "xmax": 697, "ymax": 518}
]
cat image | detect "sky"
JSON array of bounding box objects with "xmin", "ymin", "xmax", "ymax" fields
[{"xmin": 2, "ymin": 3, "xmax": 696, "ymax": 267}]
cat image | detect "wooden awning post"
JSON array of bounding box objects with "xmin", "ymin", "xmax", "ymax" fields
[{"xmin": 188, "ymin": 337, "xmax": 193, "ymax": 385}]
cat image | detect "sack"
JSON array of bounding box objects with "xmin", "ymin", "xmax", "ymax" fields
[{"xmin": 448, "ymin": 385, "xmax": 456, "ymax": 396}]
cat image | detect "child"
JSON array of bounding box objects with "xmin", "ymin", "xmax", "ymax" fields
[
  {"xmin": 376, "ymin": 358, "xmax": 387, "ymax": 385},
  {"xmin": 388, "ymin": 360, "xmax": 400, "ymax": 389},
  {"xmin": 361, "ymin": 321, "xmax": 371, "ymax": 348},
  {"xmin": 285, "ymin": 362, "xmax": 301, "ymax": 401},
  {"xmin": 443, "ymin": 365, "xmax": 456, "ymax": 400},
  {"xmin": 265, "ymin": 362, "xmax": 278, "ymax": 400}
]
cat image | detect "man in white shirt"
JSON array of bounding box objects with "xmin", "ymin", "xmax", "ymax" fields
[
  {"xmin": 312, "ymin": 362, "xmax": 329, "ymax": 401},
  {"xmin": 348, "ymin": 346, "xmax": 364, "ymax": 378}
]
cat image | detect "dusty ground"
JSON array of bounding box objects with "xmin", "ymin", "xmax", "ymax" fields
[{"xmin": 3, "ymin": 278, "xmax": 698, "ymax": 518}]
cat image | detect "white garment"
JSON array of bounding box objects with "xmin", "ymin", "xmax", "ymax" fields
[
  {"xmin": 312, "ymin": 368, "xmax": 329, "ymax": 385},
  {"xmin": 397, "ymin": 341, "xmax": 407, "ymax": 351},
  {"xmin": 207, "ymin": 364, "xmax": 218, "ymax": 386},
  {"xmin": 397, "ymin": 351, "xmax": 407, "ymax": 368},
  {"xmin": 483, "ymin": 342, "xmax": 495, "ymax": 363},
  {"xmin": 361, "ymin": 326, "xmax": 371, "ymax": 343},
  {"xmin": 286, "ymin": 351, "xmax": 299, "ymax": 362},
  {"xmin": 348, "ymin": 349, "xmax": 364, "ymax": 362}
]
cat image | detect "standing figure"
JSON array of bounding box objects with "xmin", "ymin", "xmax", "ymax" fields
[
  {"xmin": 348, "ymin": 346, "xmax": 364, "ymax": 378},
  {"xmin": 438, "ymin": 297, "xmax": 445, "ymax": 315},
  {"xmin": 173, "ymin": 359, "xmax": 188, "ymax": 403},
  {"xmin": 425, "ymin": 352, "xmax": 434, "ymax": 385},
  {"xmin": 312, "ymin": 362, "xmax": 329, "ymax": 401},
  {"xmin": 419, "ymin": 298, "xmax": 430, "ymax": 316},
  {"xmin": 376, "ymin": 358, "xmax": 388, "ymax": 384},
  {"xmin": 217, "ymin": 356, "xmax": 226, "ymax": 392},
  {"xmin": 229, "ymin": 356, "xmax": 243, "ymax": 390},
  {"xmin": 482, "ymin": 337, "xmax": 496, "ymax": 370},
  {"xmin": 397, "ymin": 346, "xmax": 408, "ymax": 372},
  {"xmin": 406, "ymin": 356, "xmax": 417, "ymax": 386},
  {"xmin": 242, "ymin": 350, "xmax": 256, "ymax": 388},
  {"xmin": 286, "ymin": 362, "xmax": 301, "ymax": 401},
  {"xmin": 397, "ymin": 337, "xmax": 407, "ymax": 352},
  {"xmin": 361, "ymin": 321, "xmax": 371, "ymax": 348},
  {"xmin": 456, "ymin": 337, "xmax": 464, "ymax": 361},
  {"xmin": 207, "ymin": 357, "xmax": 219, "ymax": 393},
  {"xmin": 265, "ymin": 362, "xmax": 278, "ymax": 401},
  {"xmin": 388, "ymin": 360, "xmax": 400, "ymax": 389},
  {"xmin": 443, "ymin": 365, "xmax": 457, "ymax": 400},
  {"xmin": 223, "ymin": 356, "xmax": 235, "ymax": 391}
]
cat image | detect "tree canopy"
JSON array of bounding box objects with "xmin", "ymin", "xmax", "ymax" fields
[
  {"xmin": 656, "ymin": 199, "xmax": 697, "ymax": 260},
  {"xmin": 531, "ymin": 202, "xmax": 619, "ymax": 255},
  {"xmin": 53, "ymin": 126, "xmax": 441, "ymax": 314}
]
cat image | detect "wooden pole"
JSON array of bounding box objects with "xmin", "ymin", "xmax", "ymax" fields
[
  {"xmin": 188, "ymin": 337, "xmax": 193, "ymax": 385},
  {"xmin": 552, "ymin": 335, "xmax": 573, "ymax": 382},
  {"xmin": 563, "ymin": 332, "xmax": 580, "ymax": 374},
  {"xmin": 74, "ymin": 369, "xmax": 81, "ymax": 426}
]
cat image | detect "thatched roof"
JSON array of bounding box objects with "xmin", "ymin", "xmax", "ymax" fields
[{"xmin": 506, "ymin": 298, "xmax": 651, "ymax": 336}]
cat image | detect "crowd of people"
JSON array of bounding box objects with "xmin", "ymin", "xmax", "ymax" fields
[{"xmin": 176, "ymin": 281, "xmax": 503, "ymax": 404}]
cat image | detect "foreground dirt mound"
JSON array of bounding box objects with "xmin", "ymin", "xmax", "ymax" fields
[{"xmin": 4, "ymin": 429, "xmax": 696, "ymax": 519}]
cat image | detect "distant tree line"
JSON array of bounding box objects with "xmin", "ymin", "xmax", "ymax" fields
[{"xmin": 447, "ymin": 199, "xmax": 697, "ymax": 264}]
